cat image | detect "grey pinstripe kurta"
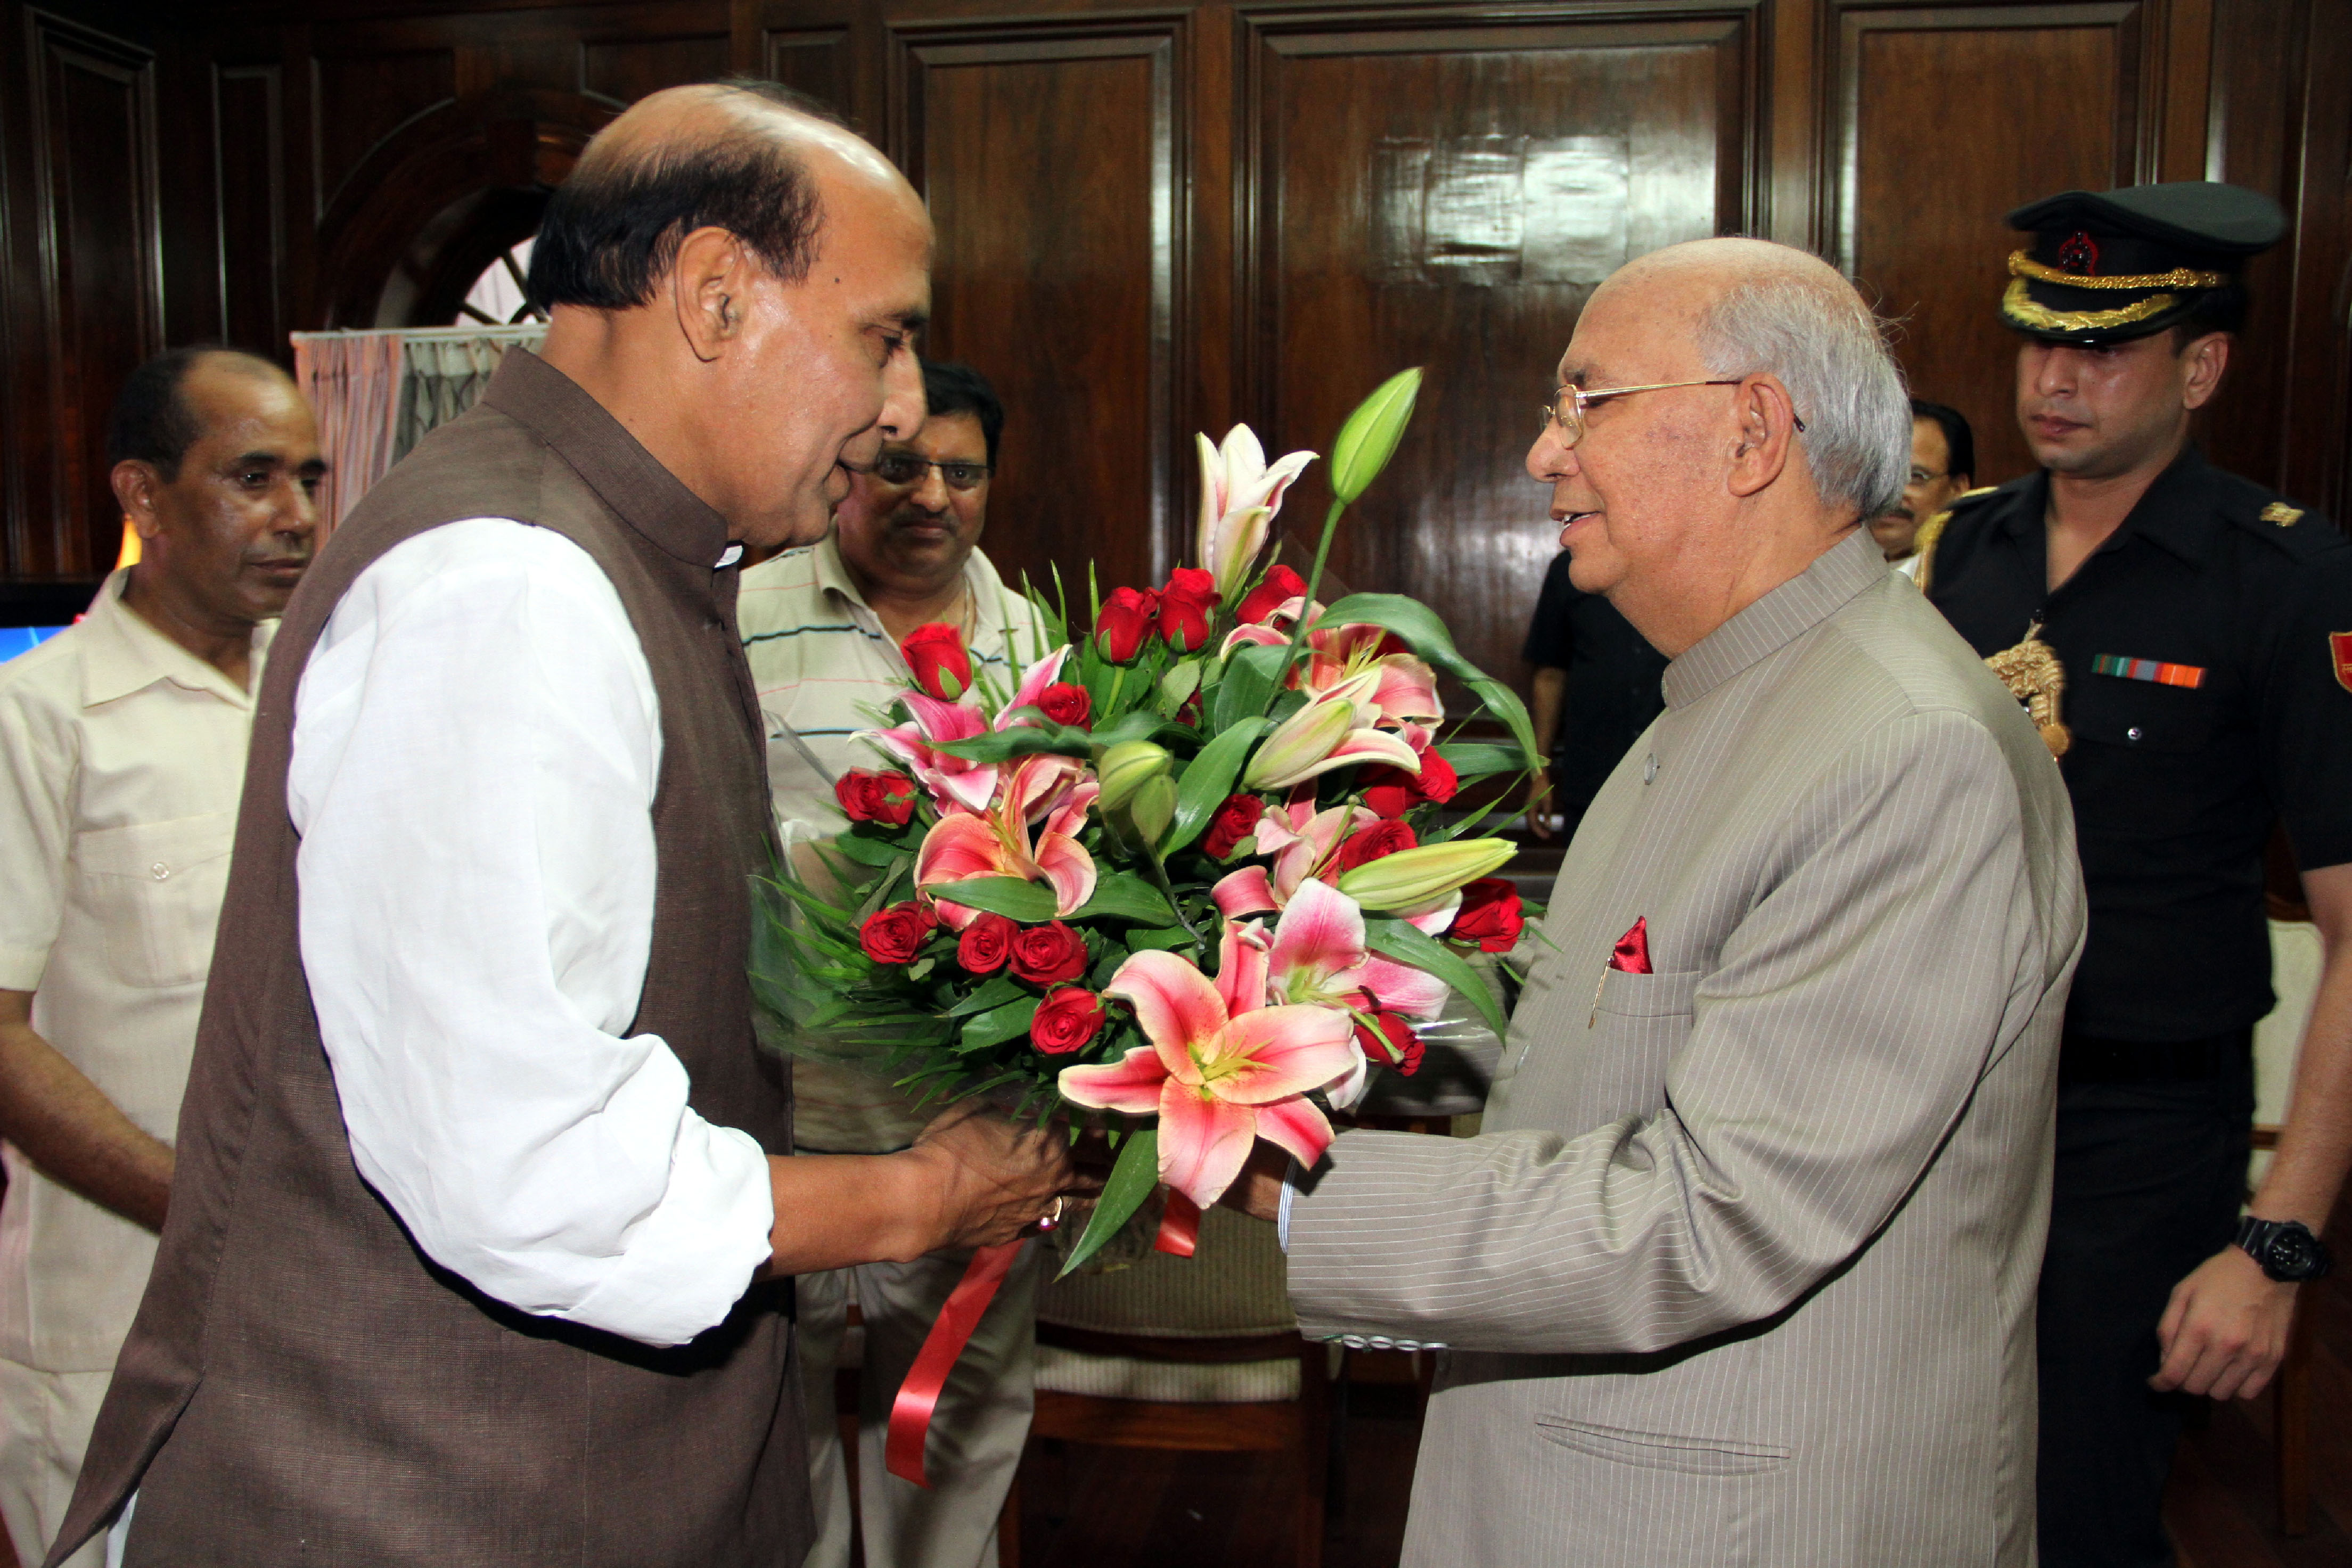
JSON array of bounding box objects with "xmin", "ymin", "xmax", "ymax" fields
[{"xmin": 1288, "ymin": 529, "xmax": 2084, "ymax": 1565}]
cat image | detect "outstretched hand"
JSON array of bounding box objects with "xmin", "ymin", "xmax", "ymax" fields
[
  {"xmin": 905, "ymin": 1104, "xmax": 1093, "ymax": 1252},
  {"xmin": 2150, "ymin": 1245, "xmax": 2297, "ymax": 1401}
]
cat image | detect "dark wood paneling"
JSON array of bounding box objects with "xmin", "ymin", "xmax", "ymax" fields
[
  {"xmin": 1838, "ymin": 3, "xmax": 2150, "ymax": 489},
  {"xmin": 21, "ymin": 7, "xmax": 161, "ymax": 576},
  {"xmin": 214, "ymin": 62, "xmax": 285, "ymax": 355},
  {"xmin": 581, "ymin": 28, "xmax": 728, "ymax": 105},
  {"xmin": 891, "ymin": 13, "xmax": 1186, "ymax": 600},
  {"xmin": 1242, "ymin": 8, "xmax": 1752, "ymax": 696},
  {"xmin": 764, "ymin": 26, "xmax": 848, "ymax": 110},
  {"xmin": 310, "ymin": 46, "xmax": 456, "ymax": 218}
]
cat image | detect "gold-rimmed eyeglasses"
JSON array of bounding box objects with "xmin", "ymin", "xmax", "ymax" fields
[
  {"xmin": 871, "ymin": 451, "xmax": 993, "ymax": 490},
  {"xmin": 1538, "ymin": 379, "xmax": 1806, "ymax": 445}
]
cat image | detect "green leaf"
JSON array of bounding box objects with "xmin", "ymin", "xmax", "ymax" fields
[
  {"xmin": 943, "ymin": 974, "xmax": 1026, "ymax": 1017},
  {"xmin": 1209, "ymin": 642, "xmax": 1294, "ymax": 734},
  {"xmin": 1319, "ymin": 592, "xmax": 1540, "ymax": 765},
  {"xmin": 1364, "ymin": 917, "xmax": 1509, "ymax": 1039},
  {"xmin": 1329, "ymin": 367, "xmax": 1423, "ymax": 504},
  {"xmin": 934, "ymin": 722, "xmax": 1095, "ymax": 763},
  {"xmin": 1059, "ymin": 1129, "xmax": 1161, "ymax": 1277},
  {"xmin": 1126, "ymin": 925, "xmax": 1197, "ymax": 953},
  {"xmin": 1071, "ymin": 872, "xmax": 1178, "ymax": 926},
  {"xmin": 1165, "ymin": 717, "xmax": 1268, "ymax": 853},
  {"xmin": 960, "ymin": 995, "xmax": 1043, "ymax": 1050},
  {"xmin": 1433, "ymin": 742, "xmax": 1533, "ymax": 783},
  {"xmin": 931, "ymin": 877, "xmax": 1062, "ymax": 922},
  {"xmin": 829, "ymin": 831, "xmax": 913, "ymax": 869}
]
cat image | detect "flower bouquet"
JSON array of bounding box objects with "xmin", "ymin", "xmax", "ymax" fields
[{"xmin": 750, "ymin": 370, "xmax": 1542, "ymax": 1279}]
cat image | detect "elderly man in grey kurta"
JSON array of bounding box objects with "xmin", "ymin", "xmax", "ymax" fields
[{"xmin": 1230, "ymin": 240, "xmax": 2084, "ymax": 1565}]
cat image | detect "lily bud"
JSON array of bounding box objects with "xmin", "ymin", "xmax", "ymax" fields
[
  {"xmin": 1096, "ymin": 740, "xmax": 1174, "ymax": 810},
  {"xmin": 1329, "ymin": 367, "xmax": 1423, "ymax": 505},
  {"xmin": 1242, "ymin": 686, "xmax": 1361, "ymax": 792},
  {"xmin": 1335, "ymin": 838, "xmax": 1516, "ymax": 912},
  {"xmin": 1126, "ymin": 773, "xmax": 1177, "ymax": 848}
]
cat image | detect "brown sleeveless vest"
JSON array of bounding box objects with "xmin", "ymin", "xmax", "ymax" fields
[{"xmin": 52, "ymin": 350, "xmax": 812, "ymax": 1567}]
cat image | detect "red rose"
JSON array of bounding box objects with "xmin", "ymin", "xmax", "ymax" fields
[
  {"xmin": 1030, "ymin": 986, "xmax": 1105, "ymax": 1054},
  {"xmin": 1010, "ymin": 921, "xmax": 1089, "ymax": 985},
  {"xmin": 901, "ymin": 622, "xmax": 973, "ymax": 700},
  {"xmin": 1096, "ymin": 587, "xmax": 1159, "ymax": 664},
  {"xmin": 1354, "ymin": 1009, "xmax": 1423, "ymax": 1076},
  {"xmin": 957, "ymin": 912, "xmax": 1018, "ymax": 973},
  {"xmin": 1038, "ymin": 682, "xmax": 1092, "ymax": 728},
  {"xmin": 1360, "ymin": 750, "xmax": 1458, "ymax": 818},
  {"xmin": 1236, "ymin": 564, "xmax": 1307, "ymax": 626},
  {"xmin": 1030, "ymin": 987, "xmax": 1101, "ymax": 1062},
  {"xmin": 1448, "ymin": 877, "xmax": 1525, "ymax": 953},
  {"xmin": 837, "ymin": 768, "xmax": 919, "ymax": 826},
  {"xmin": 1336, "ymin": 821, "xmax": 1416, "ymax": 873},
  {"xmin": 859, "ymin": 901, "xmax": 937, "ymax": 965},
  {"xmin": 1203, "ymin": 793, "xmax": 1265, "ymax": 859},
  {"xmin": 1157, "ymin": 570, "xmax": 1218, "ymax": 654}
]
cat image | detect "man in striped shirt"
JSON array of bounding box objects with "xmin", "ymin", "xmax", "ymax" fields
[{"xmin": 739, "ymin": 359, "xmax": 1043, "ymax": 1568}]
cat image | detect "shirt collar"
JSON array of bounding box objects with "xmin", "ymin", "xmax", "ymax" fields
[
  {"xmin": 812, "ymin": 534, "xmax": 1018, "ymax": 654},
  {"xmin": 1662, "ymin": 529, "xmax": 1888, "ymax": 710},
  {"xmin": 79, "ymin": 567, "xmax": 268, "ymax": 710},
  {"xmin": 479, "ymin": 349, "xmax": 736, "ymax": 570}
]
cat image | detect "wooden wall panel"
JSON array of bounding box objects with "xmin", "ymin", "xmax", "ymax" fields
[
  {"xmin": 13, "ymin": 7, "xmax": 161, "ymax": 577},
  {"xmin": 1242, "ymin": 9, "xmax": 1752, "ymax": 694},
  {"xmin": 891, "ymin": 14, "xmax": 1185, "ymax": 601},
  {"xmin": 581, "ymin": 28, "xmax": 728, "ymax": 104},
  {"xmin": 214, "ymin": 62, "xmax": 285, "ymax": 354},
  {"xmin": 763, "ymin": 27, "xmax": 849, "ymax": 111},
  {"xmin": 310, "ymin": 46, "xmax": 457, "ymax": 218},
  {"xmin": 1838, "ymin": 3, "xmax": 2150, "ymax": 489}
]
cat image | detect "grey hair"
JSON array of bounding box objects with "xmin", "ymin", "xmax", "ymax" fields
[{"xmin": 1694, "ymin": 259, "xmax": 1911, "ymax": 522}]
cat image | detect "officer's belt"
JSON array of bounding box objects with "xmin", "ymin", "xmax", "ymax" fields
[{"xmin": 2059, "ymin": 1027, "xmax": 2252, "ymax": 1085}]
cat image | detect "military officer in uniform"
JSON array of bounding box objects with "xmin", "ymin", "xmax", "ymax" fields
[{"xmin": 1921, "ymin": 181, "xmax": 2352, "ymax": 1568}]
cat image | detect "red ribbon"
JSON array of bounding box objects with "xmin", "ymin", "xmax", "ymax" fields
[
  {"xmin": 1154, "ymin": 1191, "xmax": 1202, "ymax": 1257},
  {"xmin": 884, "ymin": 1240, "xmax": 1023, "ymax": 1488}
]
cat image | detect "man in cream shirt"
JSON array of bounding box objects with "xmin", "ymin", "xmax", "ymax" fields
[
  {"xmin": 741, "ymin": 359, "xmax": 1043, "ymax": 1568},
  {"xmin": 0, "ymin": 348, "xmax": 321, "ymax": 1568}
]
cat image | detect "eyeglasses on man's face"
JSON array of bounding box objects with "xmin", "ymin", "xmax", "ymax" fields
[
  {"xmin": 1906, "ymin": 467, "xmax": 1948, "ymax": 488},
  {"xmin": 871, "ymin": 450, "xmax": 993, "ymax": 491},
  {"xmin": 1537, "ymin": 379, "xmax": 1807, "ymax": 446}
]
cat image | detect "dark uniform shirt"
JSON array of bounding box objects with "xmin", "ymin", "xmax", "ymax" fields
[
  {"xmin": 1522, "ymin": 551, "xmax": 1670, "ymax": 816},
  {"xmin": 1925, "ymin": 448, "xmax": 2352, "ymax": 1042}
]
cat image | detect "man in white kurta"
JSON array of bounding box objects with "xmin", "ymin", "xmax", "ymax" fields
[
  {"xmin": 740, "ymin": 359, "xmax": 1046, "ymax": 1568},
  {"xmin": 0, "ymin": 349, "xmax": 321, "ymax": 1568}
]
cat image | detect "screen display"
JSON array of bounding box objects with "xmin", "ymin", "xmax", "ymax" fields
[{"xmin": 0, "ymin": 626, "xmax": 65, "ymax": 662}]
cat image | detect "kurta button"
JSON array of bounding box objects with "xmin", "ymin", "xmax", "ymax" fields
[
  {"xmin": 1643, "ymin": 753, "xmax": 1658, "ymax": 784},
  {"xmin": 2126, "ymin": 726, "xmax": 2144, "ymax": 743},
  {"xmin": 150, "ymin": 862, "xmax": 169, "ymax": 880}
]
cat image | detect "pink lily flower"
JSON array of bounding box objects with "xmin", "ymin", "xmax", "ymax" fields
[
  {"xmin": 1300, "ymin": 623, "xmax": 1443, "ymax": 727},
  {"xmin": 996, "ymin": 646, "xmax": 1073, "ymax": 732},
  {"xmin": 1214, "ymin": 797, "xmax": 1458, "ymax": 935},
  {"xmin": 1263, "ymin": 879, "xmax": 1450, "ymax": 1021},
  {"xmin": 915, "ymin": 755, "xmax": 1099, "ymax": 929},
  {"xmin": 864, "ymin": 691, "xmax": 999, "ymax": 815},
  {"xmin": 1198, "ymin": 426, "xmax": 1316, "ymax": 602},
  {"xmin": 1058, "ymin": 937, "xmax": 1357, "ymax": 1209}
]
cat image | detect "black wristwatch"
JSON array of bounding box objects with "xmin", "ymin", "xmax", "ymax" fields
[{"xmin": 2234, "ymin": 1217, "xmax": 2334, "ymax": 1283}]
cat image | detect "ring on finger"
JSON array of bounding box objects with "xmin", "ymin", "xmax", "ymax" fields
[{"xmin": 1037, "ymin": 1196, "xmax": 1066, "ymax": 1232}]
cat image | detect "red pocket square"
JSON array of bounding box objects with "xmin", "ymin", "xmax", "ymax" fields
[{"xmin": 1608, "ymin": 917, "xmax": 1652, "ymax": 975}]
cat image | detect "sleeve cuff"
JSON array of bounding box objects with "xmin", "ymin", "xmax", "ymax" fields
[
  {"xmin": 551, "ymin": 1114, "xmax": 776, "ymax": 1347},
  {"xmin": 0, "ymin": 943, "xmax": 48, "ymax": 992}
]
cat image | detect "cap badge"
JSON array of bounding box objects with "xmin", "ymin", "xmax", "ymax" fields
[
  {"xmin": 2332, "ymin": 633, "xmax": 2352, "ymax": 696},
  {"xmin": 2262, "ymin": 502, "xmax": 2304, "ymax": 527},
  {"xmin": 2056, "ymin": 231, "xmax": 2101, "ymax": 276}
]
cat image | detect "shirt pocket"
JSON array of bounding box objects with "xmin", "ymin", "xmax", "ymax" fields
[
  {"xmin": 72, "ymin": 812, "xmax": 237, "ymax": 989},
  {"xmin": 2069, "ymin": 672, "xmax": 2223, "ymax": 753},
  {"xmin": 1579, "ymin": 967, "xmax": 1703, "ymax": 1113}
]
